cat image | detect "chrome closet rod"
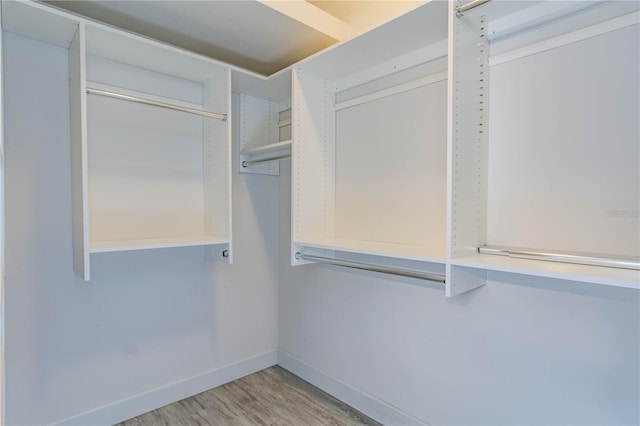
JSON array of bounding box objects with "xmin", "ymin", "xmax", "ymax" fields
[
  {"xmin": 242, "ymin": 154, "xmax": 291, "ymax": 167},
  {"xmin": 295, "ymin": 253, "xmax": 446, "ymax": 284},
  {"xmin": 479, "ymin": 246, "xmax": 640, "ymax": 270},
  {"xmin": 455, "ymin": 0, "xmax": 492, "ymax": 16},
  {"xmin": 86, "ymin": 87, "xmax": 227, "ymax": 121}
]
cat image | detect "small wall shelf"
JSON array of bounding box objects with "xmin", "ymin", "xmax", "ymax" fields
[{"xmin": 239, "ymin": 74, "xmax": 292, "ymax": 176}]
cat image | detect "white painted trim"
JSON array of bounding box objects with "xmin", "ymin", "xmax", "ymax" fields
[
  {"xmin": 335, "ymin": 72, "xmax": 447, "ymax": 111},
  {"xmin": 490, "ymin": 12, "xmax": 639, "ymax": 67},
  {"xmin": 277, "ymin": 350, "xmax": 427, "ymax": 426},
  {"xmin": 49, "ymin": 350, "xmax": 277, "ymax": 426}
]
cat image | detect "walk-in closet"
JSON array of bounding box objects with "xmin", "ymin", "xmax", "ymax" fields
[{"xmin": 0, "ymin": 0, "xmax": 637, "ymax": 424}]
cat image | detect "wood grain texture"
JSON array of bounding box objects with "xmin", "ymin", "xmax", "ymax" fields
[{"xmin": 116, "ymin": 366, "xmax": 381, "ymax": 426}]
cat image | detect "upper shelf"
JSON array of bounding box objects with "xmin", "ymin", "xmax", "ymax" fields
[
  {"xmin": 1, "ymin": 0, "xmax": 79, "ymax": 47},
  {"xmin": 236, "ymin": 68, "xmax": 291, "ymax": 102},
  {"xmin": 297, "ymin": 0, "xmax": 448, "ymax": 80},
  {"xmin": 86, "ymin": 25, "xmax": 228, "ymax": 84}
]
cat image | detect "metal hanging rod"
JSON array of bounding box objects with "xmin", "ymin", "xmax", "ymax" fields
[
  {"xmin": 479, "ymin": 246, "xmax": 640, "ymax": 271},
  {"xmin": 242, "ymin": 154, "xmax": 291, "ymax": 167},
  {"xmin": 456, "ymin": 0, "xmax": 492, "ymax": 16},
  {"xmin": 295, "ymin": 252, "xmax": 446, "ymax": 284},
  {"xmin": 86, "ymin": 87, "xmax": 227, "ymax": 121}
]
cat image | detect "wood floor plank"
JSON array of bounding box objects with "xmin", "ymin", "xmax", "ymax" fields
[{"xmin": 116, "ymin": 366, "xmax": 380, "ymax": 426}]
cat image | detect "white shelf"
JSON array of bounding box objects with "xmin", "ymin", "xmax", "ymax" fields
[
  {"xmin": 89, "ymin": 237, "xmax": 228, "ymax": 253},
  {"xmin": 452, "ymin": 254, "xmax": 639, "ymax": 290},
  {"xmin": 294, "ymin": 239, "xmax": 446, "ymax": 264},
  {"xmin": 236, "ymin": 68, "xmax": 292, "ymax": 102},
  {"xmin": 238, "ymin": 91, "xmax": 291, "ymax": 176},
  {"xmin": 241, "ymin": 140, "xmax": 291, "ymax": 156},
  {"xmin": 1, "ymin": 0, "xmax": 79, "ymax": 48},
  {"xmin": 298, "ymin": 1, "xmax": 447, "ymax": 80}
]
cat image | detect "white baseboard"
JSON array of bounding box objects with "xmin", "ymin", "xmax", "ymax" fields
[
  {"xmin": 51, "ymin": 350, "xmax": 278, "ymax": 426},
  {"xmin": 277, "ymin": 349, "xmax": 427, "ymax": 426}
]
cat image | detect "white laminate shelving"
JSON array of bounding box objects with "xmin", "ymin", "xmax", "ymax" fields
[
  {"xmin": 449, "ymin": 0, "xmax": 640, "ymax": 290},
  {"xmin": 291, "ymin": 0, "xmax": 450, "ymax": 288},
  {"xmin": 80, "ymin": 25, "xmax": 233, "ymax": 279},
  {"xmin": 2, "ymin": 1, "xmax": 234, "ymax": 280},
  {"xmin": 4, "ymin": 0, "xmax": 639, "ymax": 293}
]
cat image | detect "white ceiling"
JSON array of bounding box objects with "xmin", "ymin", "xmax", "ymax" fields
[{"xmin": 42, "ymin": 0, "xmax": 423, "ymax": 76}]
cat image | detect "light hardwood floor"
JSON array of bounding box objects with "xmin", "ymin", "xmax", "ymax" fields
[{"xmin": 116, "ymin": 366, "xmax": 381, "ymax": 426}]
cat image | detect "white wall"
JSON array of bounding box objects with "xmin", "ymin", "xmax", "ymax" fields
[
  {"xmin": 3, "ymin": 33, "xmax": 279, "ymax": 425},
  {"xmin": 278, "ymin": 161, "xmax": 640, "ymax": 425}
]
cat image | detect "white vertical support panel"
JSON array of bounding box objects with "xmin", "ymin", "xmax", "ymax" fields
[
  {"xmin": 324, "ymin": 77, "xmax": 335, "ymax": 247},
  {"xmin": 69, "ymin": 23, "xmax": 90, "ymax": 280},
  {"xmin": 291, "ymin": 68, "xmax": 335, "ymax": 264},
  {"xmin": 446, "ymin": 0, "xmax": 488, "ymax": 293},
  {"xmin": 204, "ymin": 68, "xmax": 232, "ymax": 262},
  {"xmin": 446, "ymin": 264, "xmax": 486, "ymax": 297},
  {"xmin": 0, "ymin": 4, "xmax": 5, "ymax": 422},
  {"xmin": 448, "ymin": 0, "xmax": 488, "ymax": 260}
]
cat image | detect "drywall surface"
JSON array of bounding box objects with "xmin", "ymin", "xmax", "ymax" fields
[
  {"xmin": 3, "ymin": 33, "xmax": 278, "ymax": 425},
  {"xmin": 278, "ymin": 161, "xmax": 640, "ymax": 425}
]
